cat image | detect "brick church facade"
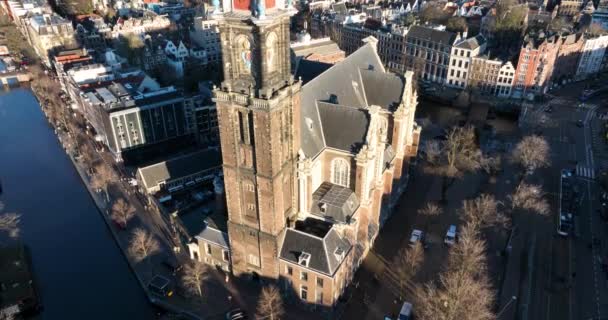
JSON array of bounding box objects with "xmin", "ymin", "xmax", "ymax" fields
[{"xmin": 188, "ymin": 0, "xmax": 420, "ymax": 308}]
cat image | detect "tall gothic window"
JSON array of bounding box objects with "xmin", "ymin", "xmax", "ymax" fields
[{"xmin": 331, "ymin": 158, "xmax": 349, "ymax": 187}]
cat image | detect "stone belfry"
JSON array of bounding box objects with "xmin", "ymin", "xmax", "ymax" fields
[{"xmin": 212, "ymin": 0, "xmax": 301, "ymax": 279}]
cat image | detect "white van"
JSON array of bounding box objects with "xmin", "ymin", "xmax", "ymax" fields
[
  {"xmin": 444, "ymin": 225, "xmax": 457, "ymax": 245},
  {"xmin": 398, "ymin": 301, "xmax": 413, "ymax": 320}
]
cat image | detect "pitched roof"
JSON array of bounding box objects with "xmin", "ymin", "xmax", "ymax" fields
[
  {"xmin": 299, "ymin": 39, "xmax": 406, "ymax": 158},
  {"xmin": 455, "ymin": 35, "xmax": 486, "ymax": 50},
  {"xmin": 137, "ymin": 148, "xmax": 221, "ymax": 190},
  {"xmin": 310, "ymin": 182, "xmax": 360, "ymax": 223},
  {"xmin": 359, "ymin": 69, "xmax": 404, "ymax": 109},
  {"xmin": 195, "ymin": 224, "xmax": 229, "ymax": 248},
  {"xmin": 317, "ymin": 102, "xmax": 369, "ymax": 153},
  {"xmin": 407, "ymin": 25, "xmax": 457, "ymax": 45},
  {"xmin": 294, "ymin": 59, "xmax": 333, "ymax": 85},
  {"xmin": 279, "ymin": 221, "xmax": 352, "ymax": 275}
]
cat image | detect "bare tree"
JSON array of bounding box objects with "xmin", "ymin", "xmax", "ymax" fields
[
  {"xmin": 90, "ymin": 163, "xmax": 117, "ymax": 202},
  {"xmin": 424, "ymin": 126, "xmax": 484, "ymax": 202},
  {"xmin": 511, "ymin": 135, "xmax": 550, "ymax": 176},
  {"xmin": 417, "ymin": 270, "xmax": 495, "ymax": 320},
  {"xmin": 461, "ymin": 194, "xmax": 509, "ymax": 230},
  {"xmin": 111, "ymin": 198, "xmax": 137, "ymax": 228},
  {"xmin": 447, "ymin": 223, "xmax": 487, "ymax": 278},
  {"xmin": 416, "ymin": 223, "xmax": 495, "ymax": 320},
  {"xmin": 394, "ymin": 242, "xmax": 425, "ymax": 299},
  {"xmin": 508, "ymin": 182, "xmax": 550, "ymax": 217},
  {"xmin": 419, "ymin": 202, "xmax": 442, "ymax": 234},
  {"xmin": 0, "ymin": 201, "xmax": 20, "ymax": 239},
  {"xmin": 128, "ymin": 228, "xmax": 161, "ymax": 266},
  {"xmin": 181, "ymin": 261, "xmax": 209, "ymax": 298},
  {"xmin": 256, "ymin": 285, "xmax": 285, "ymax": 320},
  {"xmin": 419, "ymin": 3, "xmax": 449, "ymax": 24}
]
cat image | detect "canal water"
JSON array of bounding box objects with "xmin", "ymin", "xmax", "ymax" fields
[{"xmin": 0, "ymin": 87, "xmax": 154, "ymax": 319}]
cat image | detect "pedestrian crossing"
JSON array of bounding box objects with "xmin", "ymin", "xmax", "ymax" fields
[{"xmin": 576, "ymin": 164, "xmax": 595, "ymax": 179}]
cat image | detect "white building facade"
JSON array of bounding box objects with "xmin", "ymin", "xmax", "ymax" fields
[
  {"xmin": 576, "ymin": 34, "xmax": 608, "ymax": 80},
  {"xmin": 447, "ymin": 35, "xmax": 486, "ymax": 89}
]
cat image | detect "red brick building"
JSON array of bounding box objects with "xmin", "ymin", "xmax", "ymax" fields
[
  {"xmin": 190, "ymin": 0, "xmax": 420, "ymax": 309},
  {"xmin": 513, "ymin": 34, "xmax": 562, "ymax": 99}
]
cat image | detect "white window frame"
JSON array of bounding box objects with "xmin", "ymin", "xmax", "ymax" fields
[
  {"xmin": 330, "ymin": 158, "xmax": 350, "ymax": 187},
  {"xmin": 300, "ymin": 285, "xmax": 308, "ymax": 301}
]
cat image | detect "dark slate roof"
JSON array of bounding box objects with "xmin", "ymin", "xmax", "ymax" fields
[
  {"xmin": 310, "ymin": 182, "xmax": 360, "ymax": 223},
  {"xmin": 137, "ymin": 148, "xmax": 222, "ymax": 190},
  {"xmin": 317, "ymin": 102, "xmax": 369, "ymax": 153},
  {"xmin": 359, "ymin": 69, "xmax": 404, "ymax": 110},
  {"xmin": 407, "ymin": 25, "xmax": 457, "ymax": 45},
  {"xmin": 294, "ymin": 59, "xmax": 333, "ymax": 85},
  {"xmin": 195, "ymin": 224, "xmax": 229, "ymax": 249},
  {"xmin": 279, "ymin": 223, "xmax": 352, "ymax": 275},
  {"xmin": 455, "ymin": 35, "xmax": 486, "ymax": 50},
  {"xmin": 300, "ymin": 40, "xmax": 406, "ymax": 157}
]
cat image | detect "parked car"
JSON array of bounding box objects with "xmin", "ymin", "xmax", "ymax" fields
[
  {"xmin": 226, "ymin": 308, "xmax": 248, "ymax": 320},
  {"xmin": 444, "ymin": 225, "xmax": 457, "ymax": 245},
  {"xmin": 409, "ymin": 229, "xmax": 424, "ymax": 247},
  {"xmin": 148, "ymin": 275, "xmax": 173, "ymax": 297},
  {"xmin": 398, "ymin": 301, "xmax": 413, "ymax": 320}
]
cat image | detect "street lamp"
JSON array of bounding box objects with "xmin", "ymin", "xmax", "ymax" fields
[{"xmin": 496, "ymin": 296, "xmax": 517, "ymax": 318}]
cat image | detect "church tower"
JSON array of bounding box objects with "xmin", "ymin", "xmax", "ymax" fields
[{"xmin": 212, "ymin": 0, "xmax": 300, "ymax": 279}]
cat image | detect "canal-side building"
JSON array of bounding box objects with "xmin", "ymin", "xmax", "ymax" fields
[
  {"xmin": 403, "ymin": 25, "xmax": 457, "ymax": 83},
  {"xmin": 25, "ymin": 13, "xmax": 77, "ymax": 67},
  {"xmin": 137, "ymin": 148, "xmax": 221, "ymax": 194},
  {"xmin": 188, "ymin": 0, "xmax": 420, "ymax": 308},
  {"xmin": 552, "ymin": 33, "xmax": 584, "ymax": 84},
  {"xmin": 575, "ymin": 33, "xmax": 608, "ymax": 80},
  {"xmin": 512, "ymin": 33, "xmax": 561, "ymax": 99},
  {"xmin": 467, "ymin": 55, "xmax": 516, "ymax": 98},
  {"xmin": 81, "ymin": 83, "xmax": 193, "ymax": 163},
  {"xmin": 447, "ymin": 35, "xmax": 486, "ymax": 89},
  {"xmin": 53, "ymin": 48, "xmax": 94, "ymax": 94}
]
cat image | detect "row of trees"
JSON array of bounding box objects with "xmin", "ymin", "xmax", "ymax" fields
[
  {"xmin": 393, "ymin": 125, "xmax": 553, "ymax": 318},
  {"xmin": 0, "ymin": 201, "xmax": 20, "ymax": 239}
]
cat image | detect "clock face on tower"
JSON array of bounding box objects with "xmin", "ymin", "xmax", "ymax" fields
[{"xmin": 234, "ymin": 0, "xmax": 250, "ymax": 10}]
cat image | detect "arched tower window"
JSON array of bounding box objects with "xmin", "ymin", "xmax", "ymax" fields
[
  {"xmin": 331, "ymin": 158, "xmax": 350, "ymax": 187},
  {"xmin": 265, "ymin": 32, "xmax": 278, "ymax": 73},
  {"xmin": 379, "ymin": 116, "xmax": 388, "ymax": 142}
]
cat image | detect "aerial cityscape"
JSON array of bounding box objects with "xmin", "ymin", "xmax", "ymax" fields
[{"xmin": 0, "ymin": 0, "xmax": 607, "ymax": 317}]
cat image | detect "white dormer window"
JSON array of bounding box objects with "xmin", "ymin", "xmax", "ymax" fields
[
  {"xmin": 334, "ymin": 247, "xmax": 345, "ymax": 261},
  {"xmin": 298, "ymin": 252, "xmax": 311, "ymax": 267}
]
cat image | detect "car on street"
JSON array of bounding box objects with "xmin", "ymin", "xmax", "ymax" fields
[
  {"xmin": 148, "ymin": 275, "xmax": 173, "ymax": 297},
  {"xmin": 576, "ymin": 120, "xmax": 584, "ymax": 128},
  {"xmin": 226, "ymin": 308, "xmax": 248, "ymax": 320},
  {"xmin": 444, "ymin": 225, "xmax": 457, "ymax": 245},
  {"xmin": 409, "ymin": 229, "xmax": 424, "ymax": 247},
  {"xmin": 398, "ymin": 301, "xmax": 413, "ymax": 320},
  {"xmin": 544, "ymin": 106, "xmax": 553, "ymax": 113}
]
